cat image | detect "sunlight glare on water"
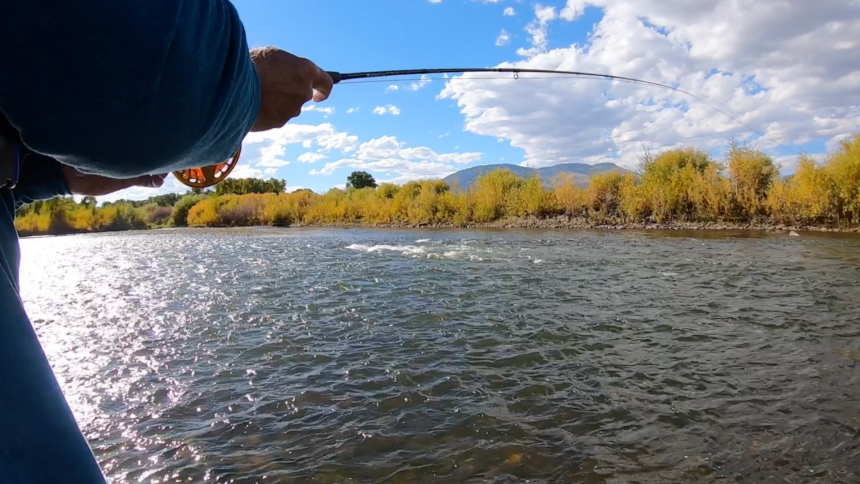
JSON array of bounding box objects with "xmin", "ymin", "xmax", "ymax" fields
[{"xmin": 18, "ymin": 227, "xmax": 860, "ymax": 483}]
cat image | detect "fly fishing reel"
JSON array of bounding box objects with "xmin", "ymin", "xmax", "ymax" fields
[{"xmin": 173, "ymin": 148, "xmax": 242, "ymax": 188}]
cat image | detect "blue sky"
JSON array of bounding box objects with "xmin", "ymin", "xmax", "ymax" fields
[
  {"xmin": 109, "ymin": 0, "xmax": 860, "ymax": 200},
  {"xmin": 232, "ymin": 0, "xmax": 584, "ymax": 192}
]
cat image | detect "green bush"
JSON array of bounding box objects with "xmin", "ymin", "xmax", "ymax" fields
[{"xmin": 171, "ymin": 194, "xmax": 208, "ymax": 227}]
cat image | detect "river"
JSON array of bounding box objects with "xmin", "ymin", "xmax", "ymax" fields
[{"xmin": 18, "ymin": 227, "xmax": 860, "ymax": 483}]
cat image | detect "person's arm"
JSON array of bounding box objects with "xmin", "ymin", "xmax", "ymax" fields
[
  {"xmin": 10, "ymin": 153, "xmax": 167, "ymax": 210},
  {"xmin": 0, "ymin": 0, "xmax": 261, "ymax": 178}
]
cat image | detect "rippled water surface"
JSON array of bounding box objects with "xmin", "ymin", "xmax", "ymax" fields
[{"xmin": 19, "ymin": 227, "xmax": 860, "ymax": 483}]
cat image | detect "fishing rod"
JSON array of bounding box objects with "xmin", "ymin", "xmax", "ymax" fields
[
  {"xmin": 174, "ymin": 67, "xmax": 779, "ymax": 188},
  {"xmin": 327, "ymin": 68, "xmax": 678, "ymax": 90}
]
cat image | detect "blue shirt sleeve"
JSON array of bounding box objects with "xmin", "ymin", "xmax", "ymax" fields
[
  {"xmin": 11, "ymin": 154, "xmax": 72, "ymax": 210},
  {"xmin": 0, "ymin": 0, "xmax": 260, "ymax": 179}
]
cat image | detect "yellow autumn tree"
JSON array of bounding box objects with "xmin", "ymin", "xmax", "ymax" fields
[
  {"xmin": 585, "ymin": 171, "xmax": 626, "ymax": 221},
  {"xmin": 727, "ymin": 141, "xmax": 778, "ymax": 220},
  {"xmin": 468, "ymin": 169, "xmax": 523, "ymax": 222},
  {"xmin": 825, "ymin": 134, "xmax": 860, "ymax": 223},
  {"xmin": 636, "ymin": 147, "xmax": 713, "ymax": 221},
  {"xmin": 552, "ymin": 173, "xmax": 587, "ymax": 216},
  {"xmin": 767, "ymin": 155, "xmax": 836, "ymax": 225}
]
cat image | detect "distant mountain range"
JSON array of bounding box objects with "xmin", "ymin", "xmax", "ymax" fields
[{"xmin": 443, "ymin": 162, "xmax": 630, "ymax": 188}]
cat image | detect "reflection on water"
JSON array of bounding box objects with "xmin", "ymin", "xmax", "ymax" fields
[{"xmin": 19, "ymin": 228, "xmax": 860, "ymax": 483}]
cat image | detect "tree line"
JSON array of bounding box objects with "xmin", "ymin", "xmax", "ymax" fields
[
  {"xmin": 14, "ymin": 136, "xmax": 860, "ymax": 236},
  {"xmin": 14, "ymin": 177, "xmax": 288, "ymax": 236}
]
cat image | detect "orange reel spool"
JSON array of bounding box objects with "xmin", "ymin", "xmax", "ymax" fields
[{"xmin": 173, "ymin": 148, "xmax": 242, "ymax": 189}]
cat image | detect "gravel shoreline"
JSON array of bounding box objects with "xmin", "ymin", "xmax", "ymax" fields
[
  {"xmin": 293, "ymin": 216, "xmax": 860, "ymax": 233},
  {"xmin": 19, "ymin": 217, "xmax": 860, "ymax": 237}
]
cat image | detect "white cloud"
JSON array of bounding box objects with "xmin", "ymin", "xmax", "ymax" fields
[
  {"xmin": 264, "ymin": 168, "xmax": 279, "ymax": 175},
  {"xmin": 496, "ymin": 29, "xmax": 511, "ymax": 46},
  {"xmin": 231, "ymin": 163, "xmax": 264, "ymax": 179},
  {"xmin": 517, "ymin": 4, "xmax": 558, "ymax": 57},
  {"xmin": 297, "ymin": 152, "xmax": 326, "ymax": 164},
  {"xmin": 242, "ymin": 123, "xmax": 359, "ymax": 179},
  {"xmin": 346, "ymin": 107, "xmax": 359, "ymax": 114},
  {"xmin": 440, "ymin": 0, "xmax": 860, "ymax": 169},
  {"xmin": 373, "ymin": 105, "xmax": 402, "ymax": 115},
  {"xmin": 258, "ymin": 159, "xmax": 289, "ymax": 168},
  {"xmin": 385, "ymin": 85, "xmax": 399, "ymax": 92},
  {"xmin": 504, "ymin": 7, "xmax": 516, "ymax": 16},
  {"xmin": 410, "ymin": 74, "xmax": 432, "ymax": 91},
  {"xmin": 301, "ymin": 105, "xmax": 335, "ymax": 118},
  {"xmin": 309, "ymin": 135, "xmax": 482, "ymax": 181},
  {"xmin": 356, "ymin": 136, "xmax": 402, "ymax": 159},
  {"xmin": 428, "ymin": 0, "xmax": 441, "ymax": 3},
  {"xmin": 244, "ymin": 123, "xmax": 349, "ymax": 148},
  {"xmin": 535, "ymin": 4, "xmax": 558, "ymax": 23},
  {"xmin": 257, "ymin": 143, "xmax": 290, "ymax": 168},
  {"xmin": 317, "ymin": 131, "xmax": 360, "ymax": 152},
  {"xmin": 286, "ymin": 185, "xmax": 305, "ymax": 193}
]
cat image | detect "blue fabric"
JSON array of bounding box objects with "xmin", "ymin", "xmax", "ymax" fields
[
  {"xmin": 11, "ymin": 154, "xmax": 72, "ymax": 210},
  {"xmin": 0, "ymin": 0, "xmax": 260, "ymax": 178},
  {"xmin": 0, "ymin": 1, "xmax": 261, "ymax": 482},
  {"xmin": 1, "ymin": 189, "xmax": 107, "ymax": 484}
]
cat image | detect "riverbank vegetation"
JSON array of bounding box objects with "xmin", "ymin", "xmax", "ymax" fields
[{"xmin": 15, "ymin": 136, "xmax": 860, "ymax": 236}]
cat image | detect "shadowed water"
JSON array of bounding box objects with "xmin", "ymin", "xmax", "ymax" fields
[{"xmin": 19, "ymin": 227, "xmax": 860, "ymax": 483}]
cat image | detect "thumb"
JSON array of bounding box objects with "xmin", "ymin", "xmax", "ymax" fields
[
  {"xmin": 95, "ymin": 174, "xmax": 166, "ymax": 195},
  {"xmin": 129, "ymin": 174, "xmax": 167, "ymax": 189}
]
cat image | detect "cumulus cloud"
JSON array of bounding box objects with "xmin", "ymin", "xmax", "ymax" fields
[
  {"xmin": 410, "ymin": 75, "xmax": 432, "ymax": 91},
  {"xmin": 243, "ymin": 123, "xmax": 480, "ymax": 185},
  {"xmin": 440, "ymin": 0, "xmax": 860, "ymax": 170},
  {"xmin": 496, "ymin": 29, "xmax": 511, "ymax": 46},
  {"xmin": 385, "ymin": 85, "xmax": 399, "ymax": 92},
  {"xmin": 256, "ymin": 143, "xmax": 290, "ymax": 168},
  {"xmin": 302, "ymin": 105, "xmax": 335, "ymax": 117},
  {"xmin": 373, "ymin": 105, "xmax": 402, "ymax": 115},
  {"xmin": 504, "ymin": 7, "xmax": 516, "ymax": 16},
  {"xmin": 309, "ymin": 135, "xmax": 482, "ymax": 181},
  {"xmin": 297, "ymin": 152, "xmax": 327, "ymax": 164},
  {"xmin": 243, "ymin": 123, "xmax": 359, "ymax": 176},
  {"xmin": 517, "ymin": 4, "xmax": 558, "ymax": 57},
  {"xmin": 231, "ymin": 163, "xmax": 264, "ymax": 179}
]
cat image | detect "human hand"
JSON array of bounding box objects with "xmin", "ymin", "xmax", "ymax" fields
[
  {"xmin": 249, "ymin": 47, "xmax": 333, "ymax": 132},
  {"xmin": 62, "ymin": 165, "xmax": 167, "ymax": 196}
]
